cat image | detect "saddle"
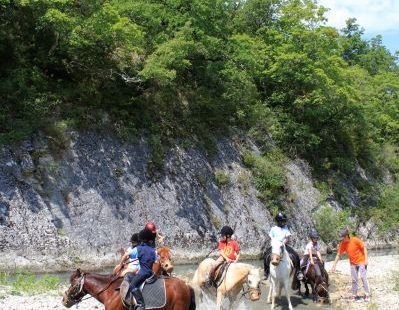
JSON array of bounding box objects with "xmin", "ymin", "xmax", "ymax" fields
[
  {"xmin": 212, "ymin": 262, "xmax": 231, "ymax": 287},
  {"xmin": 120, "ymin": 274, "xmax": 166, "ymax": 309}
]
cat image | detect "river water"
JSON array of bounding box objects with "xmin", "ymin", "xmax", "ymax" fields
[{"xmin": 29, "ymin": 248, "xmax": 399, "ymax": 310}]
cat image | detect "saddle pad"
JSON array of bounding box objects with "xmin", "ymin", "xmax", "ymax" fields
[{"xmin": 120, "ymin": 278, "xmax": 166, "ymax": 309}]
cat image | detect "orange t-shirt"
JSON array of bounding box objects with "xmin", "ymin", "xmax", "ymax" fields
[
  {"xmin": 338, "ymin": 237, "xmax": 366, "ymax": 265},
  {"xmin": 218, "ymin": 240, "xmax": 239, "ymax": 260}
]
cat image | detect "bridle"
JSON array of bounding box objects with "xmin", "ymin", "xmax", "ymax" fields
[
  {"xmin": 240, "ymin": 271, "xmax": 261, "ymax": 301},
  {"xmin": 64, "ymin": 273, "xmax": 120, "ymax": 307},
  {"xmin": 64, "ymin": 274, "xmax": 86, "ymax": 306},
  {"xmin": 271, "ymin": 242, "xmax": 285, "ymax": 265}
]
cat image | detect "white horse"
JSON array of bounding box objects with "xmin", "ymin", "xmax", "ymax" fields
[
  {"xmin": 267, "ymin": 238, "xmax": 294, "ymax": 310},
  {"xmin": 192, "ymin": 258, "xmax": 261, "ymax": 309}
]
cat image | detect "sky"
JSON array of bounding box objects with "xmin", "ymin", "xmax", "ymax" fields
[{"xmin": 317, "ymin": 0, "xmax": 399, "ymax": 54}]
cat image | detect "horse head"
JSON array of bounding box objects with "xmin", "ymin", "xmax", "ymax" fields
[
  {"xmin": 158, "ymin": 247, "xmax": 174, "ymax": 273},
  {"xmin": 62, "ymin": 269, "xmax": 86, "ymax": 308},
  {"xmin": 270, "ymin": 239, "xmax": 284, "ymax": 266},
  {"xmin": 246, "ymin": 267, "xmax": 262, "ymax": 301},
  {"xmin": 315, "ymin": 265, "xmax": 329, "ymax": 304}
]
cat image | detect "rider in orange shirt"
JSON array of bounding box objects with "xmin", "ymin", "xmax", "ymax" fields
[
  {"xmin": 206, "ymin": 226, "xmax": 240, "ymax": 287},
  {"xmin": 330, "ymin": 227, "xmax": 370, "ymax": 302}
]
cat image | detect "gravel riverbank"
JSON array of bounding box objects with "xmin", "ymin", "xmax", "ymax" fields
[{"xmin": 0, "ymin": 254, "xmax": 397, "ymax": 309}]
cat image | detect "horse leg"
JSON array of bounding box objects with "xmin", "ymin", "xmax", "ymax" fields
[
  {"xmin": 278, "ymin": 281, "xmax": 283, "ymax": 298},
  {"xmin": 271, "ymin": 280, "xmax": 277, "ymax": 309},
  {"xmin": 304, "ymin": 281, "xmax": 310, "ymax": 298},
  {"xmin": 216, "ymin": 290, "xmax": 223, "ymax": 310},
  {"xmin": 283, "ymin": 280, "xmax": 293, "ymax": 310},
  {"xmin": 311, "ymin": 283, "xmax": 317, "ymax": 303},
  {"xmin": 267, "ymin": 281, "xmax": 272, "ymax": 304}
]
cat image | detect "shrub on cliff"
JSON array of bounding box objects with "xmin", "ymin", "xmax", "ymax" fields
[{"xmin": 313, "ymin": 206, "xmax": 351, "ymax": 245}]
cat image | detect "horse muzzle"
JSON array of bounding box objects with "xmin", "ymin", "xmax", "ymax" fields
[
  {"xmin": 249, "ymin": 288, "xmax": 261, "ymax": 301},
  {"xmin": 161, "ymin": 260, "xmax": 174, "ymax": 273},
  {"xmin": 62, "ymin": 292, "xmax": 75, "ymax": 308},
  {"xmin": 271, "ymin": 254, "xmax": 280, "ymax": 266}
]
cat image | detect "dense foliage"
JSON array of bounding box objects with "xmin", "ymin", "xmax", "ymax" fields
[{"xmin": 1, "ymin": 0, "xmax": 398, "ymax": 232}]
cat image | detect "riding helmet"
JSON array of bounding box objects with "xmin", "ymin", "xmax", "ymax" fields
[
  {"xmin": 139, "ymin": 229, "xmax": 155, "ymax": 243},
  {"xmin": 275, "ymin": 212, "xmax": 288, "ymax": 222},
  {"xmin": 145, "ymin": 222, "xmax": 157, "ymax": 233},
  {"xmin": 309, "ymin": 230, "xmax": 320, "ymax": 240},
  {"xmin": 130, "ymin": 233, "xmax": 139, "ymax": 244},
  {"xmin": 220, "ymin": 226, "xmax": 234, "ymax": 237}
]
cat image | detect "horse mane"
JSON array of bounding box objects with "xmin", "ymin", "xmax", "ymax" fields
[
  {"xmin": 233, "ymin": 262, "xmax": 258, "ymax": 275},
  {"xmin": 157, "ymin": 247, "xmax": 170, "ymax": 255}
]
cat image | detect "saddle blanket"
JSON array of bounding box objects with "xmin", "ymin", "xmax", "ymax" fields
[{"xmin": 120, "ymin": 277, "xmax": 166, "ymax": 309}]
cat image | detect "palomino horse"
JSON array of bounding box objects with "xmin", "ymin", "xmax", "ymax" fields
[
  {"xmin": 267, "ymin": 239, "xmax": 294, "ymax": 310},
  {"xmin": 114, "ymin": 247, "xmax": 174, "ymax": 276},
  {"xmin": 192, "ymin": 258, "xmax": 261, "ymax": 309},
  {"xmin": 301, "ymin": 258, "xmax": 329, "ymax": 303},
  {"xmin": 62, "ymin": 269, "xmax": 195, "ymax": 310}
]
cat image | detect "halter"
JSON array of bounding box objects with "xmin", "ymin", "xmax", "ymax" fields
[
  {"xmin": 64, "ymin": 274, "xmax": 86, "ymax": 306},
  {"xmin": 64, "ymin": 273, "xmax": 121, "ymax": 307},
  {"xmin": 239, "ymin": 269, "xmax": 261, "ymax": 301}
]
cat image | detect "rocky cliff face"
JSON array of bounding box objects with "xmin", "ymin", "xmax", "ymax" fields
[{"xmin": 0, "ymin": 132, "xmax": 394, "ymax": 271}]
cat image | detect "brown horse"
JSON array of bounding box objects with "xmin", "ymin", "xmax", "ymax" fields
[
  {"xmin": 114, "ymin": 247, "xmax": 174, "ymax": 276},
  {"xmin": 154, "ymin": 247, "xmax": 174, "ymax": 275},
  {"xmin": 62, "ymin": 269, "xmax": 195, "ymax": 310},
  {"xmin": 301, "ymin": 259, "xmax": 329, "ymax": 304}
]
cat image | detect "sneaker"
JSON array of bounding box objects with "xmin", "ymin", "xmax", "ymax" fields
[
  {"xmin": 364, "ymin": 295, "xmax": 370, "ymax": 302},
  {"xmin": 350, "ymin": 295, "xmax": 357, "ymax": 302}
]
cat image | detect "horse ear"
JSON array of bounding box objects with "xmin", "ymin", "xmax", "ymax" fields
[{"xmin": 76, "ymin": 268, "xmax": 81, "ymax": 275}]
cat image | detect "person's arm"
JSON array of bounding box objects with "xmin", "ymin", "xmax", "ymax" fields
[
  {"xmin": 330, "ymin": 254, "xmax": 340, "ymax": 272},
  {"xmin": 363, "ymin": 245, "xmax": 368, "ymax": 266},
  {"xmin": 119, "ymin": 252, "xmax": 130, "ymax": 264},
  {"xmin": 317, "ymin": 251, "xmax": 323, "ymax": 263},
  {"xmin": 157, "ymin": 232, "xmax": 165, "ymax": 244},
  {"xmin": 284, "ymin": 229, "xmax": 292, "ymax": 245},
  {"xmin": 234, "ymin": 252, "xmax": 240, "ymax": 263},
  {"xmin": 219, "ymin": 249, "xmax": 231, "ymax": 262},
  {"xmin": 309, "ymin": 247, "xmax": 314, "ymax": 265}
]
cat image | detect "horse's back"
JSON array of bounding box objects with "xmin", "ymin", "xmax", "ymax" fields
[{"xmin": 192, "ymin": 257, "xmax": 215, "ymax": 287}]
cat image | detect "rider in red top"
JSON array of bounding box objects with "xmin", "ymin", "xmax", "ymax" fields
[
  {"xmin": 206, "ymin": 226, "xmax": 240, "ymax": 287},
  {"xmin": 218, "ymin": 232, "xmax": 240, "ymax": 261}
]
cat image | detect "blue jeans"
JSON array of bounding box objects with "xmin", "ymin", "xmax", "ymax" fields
[{"xmin": 127, "ymin": 272, "xmax": 150, "ymax": 292}]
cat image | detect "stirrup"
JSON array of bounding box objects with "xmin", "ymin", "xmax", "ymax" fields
[{"xmin": 204, "ymin": 281, "xmax": 213, "ymax": 289}]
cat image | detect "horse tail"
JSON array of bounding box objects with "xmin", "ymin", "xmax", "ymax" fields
[{"xmin": 188, "ymin": 285, "xmax": 196, "ymax": 310}]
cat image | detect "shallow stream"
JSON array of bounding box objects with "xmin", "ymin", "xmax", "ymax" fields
[{"xmin": 23, "ymin": 248, "xmax": 399, "ymax": 309}]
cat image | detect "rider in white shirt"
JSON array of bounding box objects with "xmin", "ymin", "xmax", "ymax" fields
[
  {"xmin": 264, "ymin": 212, "xmax": 303, "ymax": 281},
  {"xmin": 300, "ymin": 230, "xmax": 323, "ymax": 276}
]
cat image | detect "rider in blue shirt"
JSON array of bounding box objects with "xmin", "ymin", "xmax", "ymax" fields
[{"xmin": 126, "ymin": 229, "xmax": 157, "ymax": 310}]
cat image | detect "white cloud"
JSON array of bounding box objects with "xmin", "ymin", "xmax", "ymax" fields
[{"xmin": 317, "ymin": 0, "xmax": 399, "ymax": 33}]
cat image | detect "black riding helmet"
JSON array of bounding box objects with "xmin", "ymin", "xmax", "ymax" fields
[
  {"xmin": 139, "ymin": 229, "xmax": 155, "ymax": 243},
  {"xmin": 220, "ymin": 226, "xmax": 234, "ymax": 237},
  {"xmin": 130, "ymin": 233, "xmax": 139, "ymax": 244},
  {"xmin": 309, "ymin": 229, "xmax": 319, "ymax": 240},
  {"xmin": 275, "ymin": 212, "xmax": 287, "ymax": 222}
]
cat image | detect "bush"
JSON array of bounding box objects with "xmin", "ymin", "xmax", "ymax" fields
[
  {"xmin": 394, "ymin": 272, "xmax": 399, "ymax": 292},
  {"xmin": 372, "ymin": 183, "xmax": 399, "ymax": 233},
  {"xmin": 0, "ymin": 272, "xmax": 10, "ymax": 285},
  {"xmin": 313, "ymin": 206, "xmax": 351, "ymax": 245},
  {"xmin": 215, "ymin": 170, "xmax": 229, "ymax": 187},
  {"xmin": 8, "ymin": 272, "xmax": 60, "ymax": 295},
  {"xmin": 250, "ymin": 149, "xmax": 287, "ymax": 203}
]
